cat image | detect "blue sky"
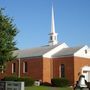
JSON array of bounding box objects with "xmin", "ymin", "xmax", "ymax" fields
[{"xmin": 0, "ymin": 0, "xmax": 90, "ymax": 49}]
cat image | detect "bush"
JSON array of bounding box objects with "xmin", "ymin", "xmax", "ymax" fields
[
  {"xmin": 17, "ymin": 77, "xmax": 34, "ymax": 86},
  {"xmin": 1, "ymin": 76, "xmax": 18, "ymax": 81},
  {"xmin": 51, "ymin": 78, "xmax": 69, "ymax": 87},
  {"xmin": 2, "ymin": 76, "xmax": 34, "ymax": 86}
]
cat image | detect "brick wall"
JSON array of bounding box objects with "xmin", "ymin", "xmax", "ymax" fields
[
  {"xmin": 5, "ymin": 60, "xmax": 19, "ymax": 77},
  {"xmin": 53, "ymin": 57, "xmax": 74, "ymax": 85},
  {"xmin": 0, "ymin": 56, "xmax": 90, "ymax": 86},
  {"xmin": 43, "ymin": 58, "xmax": 53, "ymax": 83},
  {"xmin": 0, "ymin": 57, "xmax": 43, "ymax": 81},
  {"xmin": 20, "ymin": 57, "xmax": 43, "ymax": 80}
]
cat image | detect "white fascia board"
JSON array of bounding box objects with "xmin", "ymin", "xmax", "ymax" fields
[
  {"xmin": 74, "ymin": 45, "xmax": 90, "ymax": 59},
  {"xmin": 82, "ymin": 66, "xmax": 90, "ymax": 71},
  {"xmin": 43, "ymin": 43, "xmax": 69, "ymax": 58}
]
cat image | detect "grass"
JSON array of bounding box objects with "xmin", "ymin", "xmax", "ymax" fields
[{"xmin": 25, "ymin": 86, "xmax": 73, "ymax": 90}]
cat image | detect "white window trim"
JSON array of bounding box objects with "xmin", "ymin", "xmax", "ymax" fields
[
  {"xmin": 12, "ymin": 63, "xmax": 14, "ymax": 74},
  {"xmin": 23, "ymin": 62, "xmax": 25, "ymax": 73},
  {"xmin": 23, "ymin": 62, "xmax": 27, "ymax": 73},
  {"xmin": 59, "ymin": 65, "xmax": 61, "ymax": 78}
]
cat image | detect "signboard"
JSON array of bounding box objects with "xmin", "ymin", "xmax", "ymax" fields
[
  {"xmin": 0, "ymin": 81, "xmax": 24, "ymax": 90},
  {"xmin": 0, "ymin": 81, "xmax": 6, "ymax": 90}
]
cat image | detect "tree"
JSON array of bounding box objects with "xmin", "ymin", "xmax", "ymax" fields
[{"xmin": 0, "ymin": 8, "xmax": 18, "ymax": 72}]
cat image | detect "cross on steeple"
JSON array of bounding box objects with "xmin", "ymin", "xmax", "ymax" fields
[{"xmin": 49, "ymin": 4, "xmax": 58, "ymax": 45}]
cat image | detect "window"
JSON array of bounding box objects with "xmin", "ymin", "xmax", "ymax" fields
[
  {"xmin": 85, "ymin": 49, "xmax": 87, "ymax": 54},
  {"xmin": 12, "ymin": 63, "xmax": 16, "ymax": 73},
  {"xmin": 50, "ymin": 36, "xmax": 52, "ymax": 40},
  {"xmin": 23, "ymin": 62, "xmax": 27, "ymax": 73},
  {"xmin": 61, "ymin": 64, "xmax": 65, "ymax": 78}
]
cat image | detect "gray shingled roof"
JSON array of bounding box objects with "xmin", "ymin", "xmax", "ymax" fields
[
  {"xmin": 13, "ymin": 44, "xmax": 61, "ymax": 58},
  {"xmin": 52, "ymin": 46, "xmax": 83, "ymax": 58}
]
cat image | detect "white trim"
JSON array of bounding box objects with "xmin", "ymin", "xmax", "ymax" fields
[
  {"xmin": 23, "ymin": 62, "xmax": 27, "ymax": 73},
  {"xmin": 82, "ymin": 66, "xmax": 90, "ymax": 72},
  {"xmin": 23, "ymin": 62, "xmax": 25, "ymax": 73},
  {"xmin": 59, "ymin": 65, "xmax": 61, "ymax": 78},
  {"xmin": 12, "ymin": 63, "xmax": 15, "ymax": 74},
  {"xmin": 74, "ymin": 45, "xmax": 90, "ymax": 59},
  {"xmin": 43, "ymin": 43, "xmax": 68, "ymax": 58}
]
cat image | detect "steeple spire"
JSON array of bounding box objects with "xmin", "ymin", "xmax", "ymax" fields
[
  {"xmin": 49, "ymin": 4, "xmax": 58, "ymax": 46},
  {"xmin": 51, "ymin": 4, "xmax": 55, "ymax": 34}
]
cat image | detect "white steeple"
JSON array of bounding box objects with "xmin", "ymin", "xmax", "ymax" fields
[{"xmin": 49, "ymin": 4, "xmax": 58, "ymax": 46}]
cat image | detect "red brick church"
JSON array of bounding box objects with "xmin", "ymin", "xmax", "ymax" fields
[{"xmin": 0, "ymin": 6, "xmax": 90, "ymax": 85}]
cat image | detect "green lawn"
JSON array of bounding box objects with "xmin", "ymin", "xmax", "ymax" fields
[{"xmin": 25, "ymin": 86, "xmax": 73, "ymax": 90}]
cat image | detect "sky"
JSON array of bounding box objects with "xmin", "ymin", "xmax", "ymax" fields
[{"xmin": 0, "ymin": 0, "xmax": 90, "ymax": 49}]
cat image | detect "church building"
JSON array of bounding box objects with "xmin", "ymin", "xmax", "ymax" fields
[{"xmin": 0, "ymin": 5, "xmax": 90, "ymax": 86}]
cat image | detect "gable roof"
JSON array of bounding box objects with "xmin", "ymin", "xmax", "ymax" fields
[
  {"xmin": 13, "ymin": 44, "xmax": 61, "ymax": 58},
  {"xmin": 52, "ymin": 46, "xmax": 83, "ymax": 58}
]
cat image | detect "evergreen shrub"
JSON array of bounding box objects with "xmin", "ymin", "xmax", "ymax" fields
[{"xmin": 51, "ymin": 78, "xmax": 69, "ymax": 87}]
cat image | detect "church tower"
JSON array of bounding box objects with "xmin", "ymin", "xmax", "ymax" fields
[{"xmin": 49, "ymin": 5, "xmax": 58, "ymax": 45}]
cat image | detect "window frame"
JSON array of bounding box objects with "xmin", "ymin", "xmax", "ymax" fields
[
  {"xmin": 12, "ymin": 63, "xmax": 16, "ymax": 74},
  {"xmin": 23, "ymin": 62, "xmax": 28, "ymax": 73},
  {"xmin": 60, "ymin": 64, "xmax": 65, "ymax": 78}
]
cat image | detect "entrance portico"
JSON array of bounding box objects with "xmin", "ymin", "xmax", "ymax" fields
[{"xmin": 82, "ymin": 66, "xmax": 90, "ymax": 82}]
